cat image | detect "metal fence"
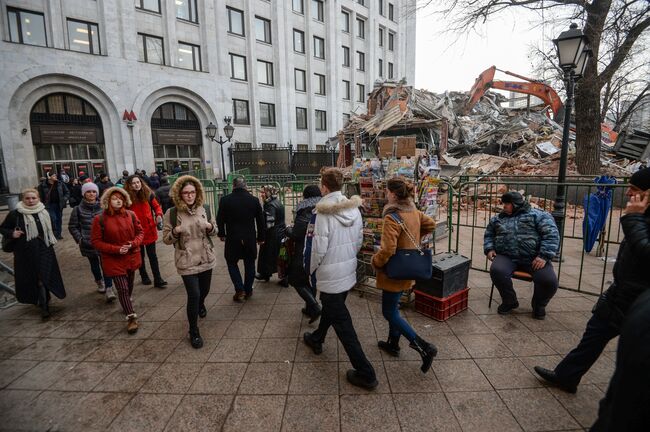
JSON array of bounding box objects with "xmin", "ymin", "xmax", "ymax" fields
[{"xmin": 229, "ymin": 148, "xmax": 292, "ymax": 175}]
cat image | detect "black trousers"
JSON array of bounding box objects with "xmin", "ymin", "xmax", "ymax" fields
[
  {"xmin": 139, "ymin": 242, "xmax": 162, "ymax": 282},
  {"xmin": 181, "ymin": 269, "xmax": 212, "ymax": 331},
  {"xmin": 311, "ymin": 291, "xmax": 376, "ymax": 380},
  {"xmin": 490, "ymin": 255, "xmax": 558, "ymax": 307},
  {"xmin": 555, "ymin": 313, "xmax": 619, "ymax": 387}
]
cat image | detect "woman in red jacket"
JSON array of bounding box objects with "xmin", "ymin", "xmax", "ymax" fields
[
  {"xmin": 91, "ymin": 187, "xmax": 144, "ymax": 334},
  {"xmin": 124, "ymin": 174, "xmax": 167, "ymax": 288}
]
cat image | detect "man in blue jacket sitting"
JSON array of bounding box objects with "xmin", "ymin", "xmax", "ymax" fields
[{"xmin": 484, "ymin": 191, "xmax": 560, "ymax": 320}]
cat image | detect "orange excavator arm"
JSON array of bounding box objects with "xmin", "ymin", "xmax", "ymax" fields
[{"xmin": 463, "ymin": 66, "xmax": 563, "ymax": 118}]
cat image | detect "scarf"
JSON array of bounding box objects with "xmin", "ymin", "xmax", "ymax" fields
[
  {"xmin": 15, "ymin": 201, "xmax": 57, "ymax": 247},
  {"xmin": 296, "ymin": 196, "xmax": 321, "ymax": 213}
]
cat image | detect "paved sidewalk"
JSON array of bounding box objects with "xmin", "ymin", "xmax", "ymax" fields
[{"xmin": 0, "ymin": 217, "xmax": 614, "ymax": 431}]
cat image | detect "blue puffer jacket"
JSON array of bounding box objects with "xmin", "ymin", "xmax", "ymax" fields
[{"xmin": 484, "ymin": 203, "xmax": 559, "ymax": 263}]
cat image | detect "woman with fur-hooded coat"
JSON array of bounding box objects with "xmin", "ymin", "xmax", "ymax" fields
[
  {"xmin": 91, "ymin": 187, "xmax": 144, "ymax": 334},
  {"xmin": 163, "ymin": 175, "xmax": 217, "ymax": 349}
]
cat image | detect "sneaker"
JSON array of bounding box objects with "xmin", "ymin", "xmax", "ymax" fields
[
  {"xmin": 96, "ymin": 280, "xmax": 106, "ymax": 293},
  {"xmin": 497, "ymin": 301, "xmax": 520, "ymax": 315},
  {"xmin": 346, "ymin": 369, "xmax": 378, "ymax": 390},
  {"xmin": 233, "ymin": 292, "xmax": 246, "ymax": 303},
  {"xmin": 303, "ymin": 332, "xmax": 323, "ymax": 355},
  {"xmin": 126, "ymin": 314, "xmax": 139, "ymax": 334},
  {"xmin": 105, "ymin": 287, "xmax": 117, "ymax": 303}
]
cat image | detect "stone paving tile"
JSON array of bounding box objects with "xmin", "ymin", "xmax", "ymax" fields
[
  {"xmin": 498, "ymin": 388, "xmax": 580, "ymax": 431},
  {"xmin": 140, "ymin": 362, "xmax": 203, "ymax": 394},
  {"xmin": 46, "ymin": 320, "xmax": 100, "ymax": 338},
  {"xmin": 535, "ymin": 330, "xmax": 582, "ymax": 355},
  {"xmin": 84, "ymin": 338, "xmax": 142, "ymax": 362},
  {"xmin": 61, "ymin": 392, "xmax": 133, "ymax": 432},
  {"xmin": 163, "ymin": 394, "xmax": 233, "ymax": 432},
  {"xmin": 393, "ymin": 393, "xmax": 462, "ymax": 432},
  {"xmin": 0, "ymin": 389, "xmax": 41, "ymax": 426},
  {"xmin": 113, "ymin": 320, "xmax": 164, "ymax": 339},
  {"xmin": 19, "ymin": 390, "xmax": 86, "ymax": 431},
  {"xmin": 340, "ymin": 394, "xmax": 401, "ymax": 432},
  {"xmin": 188, "ymin": 362, "xmax": 247, "ymax": 394},
  {"xmin": 51, "ymin": 338, "xmax": 104, "ymax": 361},
  {"xmin": 107, "ymin": 393, "xmax": 183, "ymax": 432},
  {"xmin": 548, "ymin": 384, "xmax": 603, "ymax": 428},
  {"xmin": 94, "ymin": 362, "xmax": 160, "ymax": 392},
  {"xmin": 446, "ymin": 390, "xmax": 523, "ymax": 432},
  {"xmin": 125, "ymin": 339, "xmax": 180, "ymax": 363},
  {"xmin": 223, "ymin": 319, "xmax": 266, "ymax": 338},
  {"xmin": 238, "ymin": 362, "xmax": 292, "ymax": 395},
  {"xmin": 223, "ymin": 395, "xmax": 286, "ymax": 432},
  {"xmin": 10, "ymin": 337, "xmax": 70, "ymax": 361},
  {"xmin": 383, "ymin": 361, "xmax": 441, "ymax": 393},
  {"xmin": 262, "ymin": 319, "xmax": 302, "ymax": 338},
  {"xmin": 251, "ymin": 337, "xmax": 297, "ymax": 362},
  {"xmin": 208, "ymin": 337, "xmax": 258, "ymax": 363},
  {"xmin": 431, "ymin": 359, "xmax": 492, "ymax": 392},
  {"xmin": 0, "ymin": 337, "xmax": 38, "ymax": 359},
  {"xmin": 0, "ymin": 359, "xmax": 39, "ymax": 388},
  {"xmin": 446, "ymin": 312, "xmax": 493, "ymax": 335},
  {"xmin": 80, "ymin": 321, "xmax": 123, "ymax": 340},
  {"xmin": 48, "ymin": 361, "xmax": 117, "ymax": 391},
  {"xmin": 496, "ymin": 330, "xmax": 556, "ymax": 357},
  {"xmin": 166, "ymin": 338, "xmax": 219, "ymax": 363},
  {"xmin": 7, "ymin": 360, "xmax": 76, "ymax": 390},
  {"xmin": 288, "ymin": 361, "xmax": 339, "ymax": 395},
  {"xmin": 282, "ymin": 394, "xmax": 339, "ymax": 432},
  {"xmin": 475, "ymin": 357, "xmax": 542, "ymax": 390},
  {"xmin": 458, "ymin": 333, "xmax": 515, "ymax": 358},
  {"xmin": 294, "ymin": 336, "xmax": 339, "ymax": 362}
]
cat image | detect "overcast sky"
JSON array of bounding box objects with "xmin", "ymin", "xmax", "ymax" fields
[{"xmin": 414, "ymin": 8, "xmax": 559, "ymax": 93}]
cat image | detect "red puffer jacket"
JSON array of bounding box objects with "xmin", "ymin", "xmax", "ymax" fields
[
  {"xmin": 129, "ymin": 196, "xmax": 162, "ymax": 245},
  {"xmin": 91, "ymin": 210, "xmax": 144, "ymax": 277}
]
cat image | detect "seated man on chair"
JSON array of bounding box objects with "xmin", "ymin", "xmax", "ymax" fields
[{"xmin": 484, "ymin": 191, "xmax": 560, "ymax": 320}]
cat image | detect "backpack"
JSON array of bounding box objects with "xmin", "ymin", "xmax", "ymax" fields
[{"xmin": 169, "ymin": 204, "xmax": 214, "ymax": 249}]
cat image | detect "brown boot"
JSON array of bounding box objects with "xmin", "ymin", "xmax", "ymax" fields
[{"xmin": 126, "ymin": 314, "xmax": 139, "ymax": 334}]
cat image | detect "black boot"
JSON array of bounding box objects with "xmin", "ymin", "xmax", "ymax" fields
[
  {"xmin": 378, "ymin": 336, "xmax": 401, "ymax": 357},
  {"xmin": 140, "ymin": 270, "xmax": 152, "ymax": 285},
  {"xmin": 37, "ymin": 283, "xmax": 50, "ymax": 319},
  {"xmin": 295, "ymin": 286, "xmax": 321, "ymax": 323},
  {"xmin": 409, "ymin": 336, "xmax": 437, "ymax": 373},
  {"xmin": 189, "ymin": 328, "xmax": 203, "ymax": 349},
  {"xmin": 198, "ymin": 304, "xmax": 207, "ymax": 318}
]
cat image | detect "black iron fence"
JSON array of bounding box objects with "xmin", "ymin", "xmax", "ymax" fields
[{"xmin": 228, "ymin": 147, "xmax": 338, "ymax": 175}]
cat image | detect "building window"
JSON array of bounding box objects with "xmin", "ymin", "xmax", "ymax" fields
[
  {"xmin": 341, "ymin": 10, "xmax": 350, "ymax": 32},
  {"xmin": 314, "ymin": 73, "xmax": 326, "ymax": 95},
  {"xmin": 262, "ymin": 143, "xmax": 277, "ymax": 150},
  {"xmin": 313, "ymin": 36, "xmax": 325, "ymax": 59},
  {"xmin": 295, "ymin": 68, "xmax": 306, "ymax": 91},
  {"xmin": 388, "ymin": 32, "xmax": 394, "ymax": 51},
  {"xmin": 389, "ymin": 3, "xmax": 395, "ymax": 21},
  {"xmin": 357, "ymin": 84, "xmax": 365, "ymax": 102},
  {"xmin": 297, "ymin": 144, "xmax": 309, "ymax": 151},
  {"xmin": 178, "ymin": 42, "xmax": 201, "ymax": 71},
  {"xmin": 315, "ymin": 110, "xmax": 327, "ymax": 131},
  {"xmin": 342, "ymin": 80, "xmax": 351, "ymax": 100},
  {"xmin": 255, "ymin": 16, "xmax": 272, "ymax": 44},
  {"xmin": 356, "ymin": 0, "xmax": 365, "ymax": 5},
  {"xmin": 176, "ymin": 0, "xmax": 198, "ymax": 23},
  {"xmin": 260, "ymin": 103, "xmax": 276, "ymax": 127},
  {"xmin": 342, "ymin": 46, "xmax": 350, "ymax": 67},
  {"xmin": 316, "ymin": 144, "xmax": 326, "ymax": 151},
  {"xmin": 388, "ymin": 62, "xmax": 394, "ymax": 79},
  {"xmin": 235, "ymin": 142, "xmax": 252, "ymax": 150},
  {"xmin": 293, "ymin": 0, "xmax": 304, "ymax": 14},
  {"xmin": 296, "ymin": 107, "xmax": 308, "ymax": 129},
  {"xmin": 227, "ymin": 7, "xmax": 245, "ymax": 36},
  {"xmin": 137, "ymin": 33, "xmax": 164, "ymax": 65},
  {"xmin": 293, "ymin": 29, "xmax": 305, "ymax": 53},
  {"xmin": 379, "ymin": 0, "xmax": 384, "ymax": 16},
  {"xmin": 356, "ymin": 51, "xmax": 365, "ymax": 71},
  {"xmin": 230, "ymin": 53, "xmax": 247, "ymax": 80},
  {"xmin": 378, "ymin": 27, "xmax": 384, "ymax": 47},
  {"xmin": 7, "ymin": 8, "xmax": 47, "ymax": 47},
  {"xmin": 378, "ymin": 59, "xmax": 383, "ymax": 77},
  {"xmin": 258, "ymin": 60, "xmax": 274, "ymax": 86},
  {"xmin": 67, "ymin": 19, "xmax": 100, "ymax": 54},
  {"xmin": 343, "ymin": 113, "xmax": 351, "ymax": 126},
  {"xmin": 356, "ymin": 18, "xmax": 365, "ymax": 39},
  {"xmin": 312, "ymin": 0, "xmax": 324, "ymax": 22},
  {"xmin": 136, "ymin": 0, "xmax": 161, "ymax": 14},
  {"xmin": 233, "ymin": 99, "xmax": 250, "ymax": 125}
]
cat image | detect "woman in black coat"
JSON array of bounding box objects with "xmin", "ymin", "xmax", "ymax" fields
[
  {"xmin": 286, "ymin": 185, "xmax": 322, "ymax": 322},
  {"xmin": 0, "ymin": 188, "xmax": 65, "ymax": 318},
  {"xmin": 255, "ymin": 185, "xmax": 286, "ymax": 282}
]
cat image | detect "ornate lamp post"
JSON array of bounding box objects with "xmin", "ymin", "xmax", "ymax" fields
[
  {"xmin": 551, "ymin": 23, "xmax": 592, "ymax": 244},
  {"xmin": 206, "ymin": 117, "xmax": 235, "ymax": 181}
]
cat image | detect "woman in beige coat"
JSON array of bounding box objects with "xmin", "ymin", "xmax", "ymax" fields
[
  {"xmin": 372, "ymin": 177, "xmax": 438, "ymax": 373},
  {"xmin": 163, "ymin": 175, "xmax": 217, "ymax": 348}
]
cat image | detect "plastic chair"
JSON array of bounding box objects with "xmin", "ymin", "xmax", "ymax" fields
[{"xmin": 488, "ymin": 270, "xmax": 533, "ymax": 308}]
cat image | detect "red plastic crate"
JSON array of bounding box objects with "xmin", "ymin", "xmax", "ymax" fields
[{"xmin": 413, "ymin": 288, "xmax": 469, "ymax": 321}]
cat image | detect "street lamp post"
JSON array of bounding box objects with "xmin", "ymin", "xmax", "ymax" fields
[
  {"xmin": 551, "ymin": 23, "xmax": 591, "ymax": 246},
  {"xmin": 206, "ymin": 117, "xmax": 235, "ymax": 181}
]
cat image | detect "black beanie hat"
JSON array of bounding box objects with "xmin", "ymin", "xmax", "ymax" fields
[
  {"xmin": 303, "ymin": 185, "xmax": 322, "ymax": 199},
  {"xmin": 630, "ymin": 167, "xmax": 650, "ymax": 191},
  {"xmin": 501, "ymin": 191, "xmax": 525, "ymax": 207}
]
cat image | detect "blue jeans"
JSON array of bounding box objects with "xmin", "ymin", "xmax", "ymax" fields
[
  {"xmin": 227, "ymin": 259, "xmax": 255, "ymax": 294},
  {"xmin": 47, "ymin": 205, "xmax": 63, "ymax": 238},
  {"xmin": 87, "ymin": 255, "xmax": 112, "ymax": 288},
  {"xmin": 382, "ymin": 290, "xmax": 417, "ymax": 342}
]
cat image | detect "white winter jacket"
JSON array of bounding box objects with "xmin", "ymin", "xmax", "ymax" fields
[{"xmin": 308, "ymin": 191, "xmax": 363, "ymax": 294}]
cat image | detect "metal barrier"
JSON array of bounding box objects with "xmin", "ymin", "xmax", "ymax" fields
[{"xmin": 444, "ymin": 179, "xmax": 628, "ymax": 296}]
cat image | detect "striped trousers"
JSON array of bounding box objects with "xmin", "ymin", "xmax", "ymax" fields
[{"xmin": 113, "ymin": 271, "xmax": 135, "ymax": 316}]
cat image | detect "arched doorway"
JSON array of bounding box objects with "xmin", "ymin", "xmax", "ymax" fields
[
  {"xmin": 30, "ymin": 93, "xmax": 106, "ymax": 179},
  {"xmin": 151, "ymin": 102, "xmax": 202, "ymax": 173}
]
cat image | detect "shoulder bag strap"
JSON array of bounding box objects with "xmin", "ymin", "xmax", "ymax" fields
[{"xmin": 389, "ymin": 213, "xmax": 422, "ymax": 253}]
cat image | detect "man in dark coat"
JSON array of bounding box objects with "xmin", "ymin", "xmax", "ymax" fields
[
  {"xmin": 535, "ymin": 167, "xmax": 650, "ymax": 393},
  {"xmin": 96, "ymin": 173, "xmax": 114, "ymax": 197},
  {"xmin": 37, "ymin": 171, "xmax": 69, "ymax": 239},
  {"xmin": 286, "ymin": 185, "xmax": 322, "ymax": 322},
  {"xmin": 155, "ymin": 176, "xmax": 173, "ymax": 213},
  {"xmin": 217, "ymin": 176, "xmax": 265, "ymax": 302},
  {"xmin": 255, "ymin": 185, "xmax": 286, "ymax": 282}
]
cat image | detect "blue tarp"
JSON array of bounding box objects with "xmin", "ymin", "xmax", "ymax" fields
[{"xmin": 583, "ymin": 176, "xmax": 617, "ymax": 253}]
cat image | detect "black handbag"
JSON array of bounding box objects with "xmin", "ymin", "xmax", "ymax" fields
[{"xmin": 384, "ymin": 213, "xmax": 433, "ymax": 280}]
